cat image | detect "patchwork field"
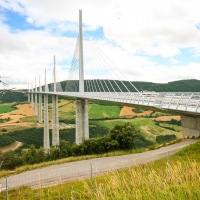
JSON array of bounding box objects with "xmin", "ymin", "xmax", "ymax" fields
[
  {"xmin": 0, "ymin": 104, "xmax": 16, "ymax": 114},
  {"xmin": 0, "ymin": 103, "xmax": 36, "ymax": 134}
]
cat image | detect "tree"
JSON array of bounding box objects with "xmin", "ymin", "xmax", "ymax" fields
[
  {"xmin": 1, "ymin": 151, "xmax": 23, "ymax": 170},
  {"xmin": 109, "ymin": 123, "xmax": 139, "ymax": 149}
]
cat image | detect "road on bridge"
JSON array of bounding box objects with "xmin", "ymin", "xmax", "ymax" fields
[{"xmin": 0, "ymin": 139, "xmax": 197, "ymax": 190}]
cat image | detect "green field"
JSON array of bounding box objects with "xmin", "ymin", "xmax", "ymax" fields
[
  {"xmin": 89, "ymin": 103, "xmax": 121, "ymax": 119},
  {"xmin": 92, "ymin": 118, "xmax": 182, "ymax": 142},
  {"xmin": 0, "ymin": 104, "xmax": 16, "ymax": 114}
]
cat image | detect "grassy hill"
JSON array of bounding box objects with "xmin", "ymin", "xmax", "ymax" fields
[
  {"xmin": 0, "ymin": 90, "xmax": 27, "ymax": 103},
  {"xmin": 1, "ymin": 79, "xmax": 200, "ymax": 103},
  {"xmin": 60, "ymin": 79, "xmax": 200, "ymax": 92}
]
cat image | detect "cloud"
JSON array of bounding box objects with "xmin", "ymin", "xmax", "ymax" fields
[{"xmin": 0, "ymin": 0, "xmax": 200, "ymax": 89}]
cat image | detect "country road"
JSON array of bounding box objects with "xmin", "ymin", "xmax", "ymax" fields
[{"xmin": 0, "ymin": 139, "xmax": 197, "ymax": 191}]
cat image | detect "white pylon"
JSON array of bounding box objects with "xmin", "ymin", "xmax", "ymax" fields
[
  {"xmin": 44, "ymin": 68, "xmax": 50, "ymax": 150},
  {"xmin": 38, "ymin": 75, "xmax": 43, "ymax": 123},
  {"xmin": 76, "ymin": 10, "xmax": 89, "ymax": 144},
  {"xmin": 52, "ymin": 55, "xmax": 59, "ymax": 146},
  {"xmin": 34, "ymin": 78, "xmax": 38, "ymax": 115}
]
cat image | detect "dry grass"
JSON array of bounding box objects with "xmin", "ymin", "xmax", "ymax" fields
[
  {"xmin": 120, "ymin": 106, "xmax": 152, "ymax": 117},
  {"xmin": 155, "ymin": 115, "xmax": 181, "ymax": 121},
  {"xmin": 0, "ymin": 103, "xmax": 35, "ymax": 134}
]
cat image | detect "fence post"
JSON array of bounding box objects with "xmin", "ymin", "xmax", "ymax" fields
[
  {"xmin": 90, "ymin": 163, "xmax": 94, "ymax": 191},
  {"xmin": 6, "ymin": 177, "xmax": 8, "ymax": 200}
]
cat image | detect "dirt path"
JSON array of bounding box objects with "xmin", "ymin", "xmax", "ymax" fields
[
  {"xmin": 0, "ymin": 141, "xmax": 23, "ymax": 153},
  {"xmin": 0, "ymin": 104, "xmax": 35, "ymax": 127},
  {"xmin": 0, "ymin": 139, "xmax": 197, "ymax": 190}
]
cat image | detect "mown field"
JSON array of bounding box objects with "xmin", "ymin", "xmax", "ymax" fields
[
  {"xmin": 0, "ymin": 104, "xmax": 16, "ymax": 114},
  {"xmin": 1, "ymin": 140, "xmax": 199, "ymax": 200}
]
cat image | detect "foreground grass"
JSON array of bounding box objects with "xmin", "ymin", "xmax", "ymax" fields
[
  {"xmin": 0, "ymin": 104, "xmax": 16, "ymax": 114},
  {"xmin": 0, "ymin": 142, "xmax": 200, "ymax": 200},
  {"xmin": 0, "ymin": 140, "xmax": 199, "ymax": 199}
]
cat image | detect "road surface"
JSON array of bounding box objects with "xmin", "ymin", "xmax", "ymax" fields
[{"xmin": 0, "ymin": 139, "xmax": 197, "ymax": 191}]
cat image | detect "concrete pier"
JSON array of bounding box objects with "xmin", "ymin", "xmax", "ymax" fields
[
  {"xmin": 28, "ymin": 92, "xmax": 30, "ymax": 102},
  {"xmin": 38, "ymin": 93, "xmax": 42, "ymax": 123},
  {"xmin": 44, "ymin": 94, "xmax": 50, "ymax": 150},
  {"xmin": 31, "ymin": 92, "xmax": 34, "ymax": 108},
  {"xmin": 34, "ymin": 92, "xmax": 38, "ymax": 115},
  {"xmin": 76, "ymin": 99, "xmax": 89, "ymax": 144},
  {"xmin": 181, "ymin": 115, "xmax": 200, "ymax": 137},
  {"xmin": 52, "ymin": 95, "xmax": 59, "ymax": 146}
]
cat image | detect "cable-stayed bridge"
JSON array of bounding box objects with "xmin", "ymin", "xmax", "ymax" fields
[{"xmin": 29, "ymin": 10, "xmax": 200, "ymax": 150}]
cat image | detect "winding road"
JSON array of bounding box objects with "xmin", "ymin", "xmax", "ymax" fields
[{"xmin": 0, "ymin": 139, "xmax": 197, "ymax": 191}]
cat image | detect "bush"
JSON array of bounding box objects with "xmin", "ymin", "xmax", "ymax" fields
[
  {"xmin": 109, "ymin": 123, "xmax": 139, "ymax": 149},
  {"xmin": 0, "ymin": 151, "xmax": 23, "ymax": 170},
  {"xmin": 0, "ymin": 134, "xmax": 15, "ymax": 147},
  {"xmin": 1, "ymin": 128, "xmax": 7, "ymax": 132},
  {"xmin": 156, "ymin": 135, "xmax": 177, "ymax": 144}
]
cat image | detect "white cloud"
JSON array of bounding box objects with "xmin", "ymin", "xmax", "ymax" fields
[{"xmin": 1, "ymin": 0, "xmax": 200, "ymax": 89}]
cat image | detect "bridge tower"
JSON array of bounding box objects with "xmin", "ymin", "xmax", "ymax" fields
[
  {"xmin": 38, "ymin": 75, "xmax": 43, "ymax": 124},
  {"xmin": 52, "ymin": 56, "xmax": 60, "ymax": 146},
  {"xmin": 44, "ymin": 68, "xmax": 50, "ymax": 150},
  {"xmin": 76, "ymin": 9, "xmax": 89, "ymax": 144},
  {"xmin": 34, "ymin": 78, "xmax": 38, "ymax": 115},
  {"xmin": 28, "ymin": 82, "xmax": 30, "ymax": 102},
  {"xmin": 31, "ymin": 81, "xmax": 34, "ymax": 108}
]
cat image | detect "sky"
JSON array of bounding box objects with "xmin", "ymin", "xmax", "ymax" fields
[{"xmin": 1, "ymin": 0, "xmax": 200, "ymax": 89}]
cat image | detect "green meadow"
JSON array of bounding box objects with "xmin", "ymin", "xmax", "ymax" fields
[{"xmin": 0, "ymin": 104, "xmax": 16, "ymax": 114}]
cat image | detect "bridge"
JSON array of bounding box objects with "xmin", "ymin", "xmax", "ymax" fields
[{"xmin": 29, "ymin": 10, "xmax": 200, "ymax": 150}]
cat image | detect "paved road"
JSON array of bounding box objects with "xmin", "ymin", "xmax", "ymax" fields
[{"xmin": 0, "ymin": 139, "xmax": 197, "ymax": 191}]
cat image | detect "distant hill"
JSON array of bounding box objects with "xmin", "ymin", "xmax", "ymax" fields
[
  {"xmin": 60, "ymin": 79, "xmax": 200, "ymax": 92},
  {"xmin": 0, "ymin": 90, "xmax": 27, "ymax": 103},
  {"xmin": 1, "ymin": 79, "xmax": 200, "ymax": 103}
]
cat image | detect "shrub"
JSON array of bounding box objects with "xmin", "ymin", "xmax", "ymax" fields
[
  {"xmin": 156, "ymin": 134, "xmax": 176, "ymax": 144},
  {"xmin": 1, "ymin": 128, "xmax": 7, "ymax": 132},
  {"xmin": 0, "ymin": 151, "xmax": 23, "ymax": 170},
  {"xmin": 109, "ymin": 123, "xmax": 139, "ymax": 149}
]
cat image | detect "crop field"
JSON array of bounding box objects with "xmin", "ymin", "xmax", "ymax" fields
[
  {"xmin": 0, "ymin": 104, "xmax": 16, "ymax": 114},
  {"xmin": 89, "ymin": 103, "xmax": 121, "ymax": 119}
]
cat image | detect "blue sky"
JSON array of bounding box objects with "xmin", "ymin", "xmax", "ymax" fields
[{"xmin": 1, "ymin": 0, "xmax": 200, "ymax": 89}]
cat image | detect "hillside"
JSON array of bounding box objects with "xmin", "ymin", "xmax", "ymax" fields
[
  {"xmin": 1, "ymin": 79, "xmax": 200, "ymax": 103},
  {"xmin": 60, "ymin": 79, "xmax": 200, "ymax": 92},
  {"xmin": 0, "ymin": 90, "xmax": 27, "ymax": 103}
]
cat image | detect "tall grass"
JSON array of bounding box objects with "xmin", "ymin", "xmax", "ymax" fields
[
  {"xmin": 83, "ymin": 160, "xmax": 200, "ymax": 200},
  {"xmin": 1, "ymin": 141, "xmax": 199, "ymax": 199},
  {"xmin": 1, "ymin": 159, "xmax": 199, "ymax": 199}
]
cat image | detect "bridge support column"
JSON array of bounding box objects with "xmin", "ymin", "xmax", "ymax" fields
[
  {"xmin": 28, "ymin": 93, "xmax": 30, "ymax": 102},
  {"xmin": 76, "ymin": 99, "xmax": 89, "ymax": 144},
  {"xmin": 44, "ymin": 94, "xmax": 50, "ymax": 150},
  {"xmin": 34, "ymin": 93, "xmax": 38, "ymax": 115},
  {"xmin": 181, "ymin": 115, "xmax": 200, "ymax": 137},
  {"xmin": 38, "ymin": 93, "xmax": 43, "ymax": 123},
  {"xmin": 31, "ymin": 92, "xmax": 34, "ymax": 108},
  {"xmin": 52, "ymin": 95, "xmax": 59, "ymax": 146}
]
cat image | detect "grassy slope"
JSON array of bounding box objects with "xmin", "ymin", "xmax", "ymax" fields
[
  {"xmin": 93, "ymin": 118, "xmax": 182, "ymax": 142},
  {"xmin": 0, "ymin": 104, "xmax": 16, "ymax": 114},
  {"xmin": 89, "ymin": 103, "xmax": 121, "ymax": 119},
  {"xmin": 1, "ymin": 140, "xmax": 199, "ymax": 199}
]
